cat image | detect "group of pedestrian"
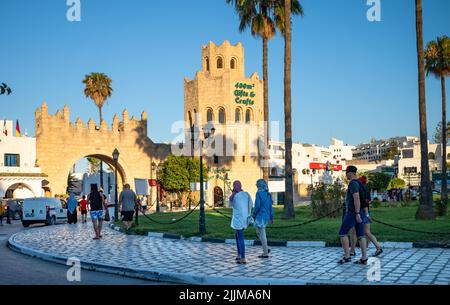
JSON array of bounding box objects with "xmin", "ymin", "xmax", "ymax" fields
[
  {"xmin": 229, "ymin": 179, "xmax": 274, "ymax": 264},
  {"xmin": 338, "ymin": 165, "xmax": 383, "ymax": 265}
]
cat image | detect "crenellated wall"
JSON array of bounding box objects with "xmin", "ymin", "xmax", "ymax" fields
[{"xmin": 35, "ymin": 102, "xmax": 169, "ymax": 196}]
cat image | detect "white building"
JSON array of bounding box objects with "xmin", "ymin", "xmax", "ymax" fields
[
  {"xmin": 0, "ymin": 120, "xmax": 46, "ymax": 199},
  {"xmin": 352, "ymin": 136, "xmax": 419, "ymax": 161}
]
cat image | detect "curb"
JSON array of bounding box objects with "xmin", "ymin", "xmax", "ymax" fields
[{"xmin": 109, "ymin": 223, "xmax": 449, "ymax": 249}]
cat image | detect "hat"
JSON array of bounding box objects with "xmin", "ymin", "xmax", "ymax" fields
[{"xmin": 345, "ymin": 165, "xmax": 357, "ymax": 173}]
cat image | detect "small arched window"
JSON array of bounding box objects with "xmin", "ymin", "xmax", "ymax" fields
[
  {"xmin": 205, "ymin": 57, "xmax": 210, "ymax": 71},
  {"xmin": 428, "ymin": 152, "xmax": 436, "ymax": 160},
  {"xmin": 235, "ymin": 108, "xmax": 241, "ymax": 123},
  {"xmin": 245, "ymin": 109, "xmax": 252, "ymax": 124},
  {"xmin": 218, "ymin": 108, "xmax": 226, "ymax": 124},
  {"xmin": 230, "ymin": 58, "xmax": 236, "ymax": 69},
  {"xmin": 217, "ymin": 57, "xmax": 223, "ymax": 69},
  {"xmin": 206, "ymin": 109, "xmax": 214, "ymax": 122}
]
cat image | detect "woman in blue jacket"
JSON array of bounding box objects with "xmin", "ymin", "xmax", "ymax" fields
[{"xmin": 252, "ymin": 179, "xmax": 274, "ymax": 258}]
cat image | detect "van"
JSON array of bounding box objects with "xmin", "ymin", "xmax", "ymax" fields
[{"xmin": 21, "ymin": 197, "xmax": 68, "ymax": 227}]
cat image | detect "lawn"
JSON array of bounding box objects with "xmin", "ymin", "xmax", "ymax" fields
[{"xmin": 124, "ymin": 201, "xmax": 450, "ymax": 244}]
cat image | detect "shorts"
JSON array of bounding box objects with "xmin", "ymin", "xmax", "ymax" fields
[
  {"xmin": 81, "ymin": 210, "xmax": 87, "ymax": 215},
  {"xmin": 121, "ymin": 211, "xmax": 134, "ymax": 221},
  {"xmin": 339, "ymin": 214, "xmax": 367, "ymax": 238},
  {"xmin": 90, "ymin": 210, "xmax": 104, "ymax": 220}
]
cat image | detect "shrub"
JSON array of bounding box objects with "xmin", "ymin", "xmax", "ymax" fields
[
  {"xmin": 434, "ymin": 200, "xmax": 448, "ymax": 217},
  {"xmin": 371, "ymin": 199, "xmax": 381, "ymax": 209},
  {"xmin": 310, "ymin": 183, "xmax": 345, "ymax": 218}
]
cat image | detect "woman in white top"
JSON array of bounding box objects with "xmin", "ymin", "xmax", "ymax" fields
[{"xmin": 230, "ymin": 180, "xmax": 253, "ymax": 264}]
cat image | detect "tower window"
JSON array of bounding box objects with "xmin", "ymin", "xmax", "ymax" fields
[
  {"xmin": 205, "ymin": 57, "xmax": 210, "ymax": 71},
  {"xmin": 207, "ymin": 109, "xmax": 214, "ymax": 122},
  {"xmin": 214, "ymin": 155, "xmax": 219, "ymax": 164},
  {"xmin": 245, "ymin": 109, "xmax": 252, "ymax": 124},
  {"xmin": 242, "ymin": 156, "xmax": 246, "ymax": 163},
  {"xmin": 218, "ymin": 108, "xmax": 226, "ymax": 124},
  {"xmin": 217, "ymin": 57, "xmax": 223, "ymax": 69},
  {"xmin": 235, "ymin": 108, "xmax": 241, "ymax": 123},
  {"xmin": 230, "ymin": 58, "xmax": 236, "ymax": 69}
]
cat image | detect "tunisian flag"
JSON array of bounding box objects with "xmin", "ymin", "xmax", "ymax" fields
[{"xmin": 15, "ymin": 120, "xmax": 21, "ymax": 137}]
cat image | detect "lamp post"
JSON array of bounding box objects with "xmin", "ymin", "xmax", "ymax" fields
[
  {"xmin": 199, "ymin": 122, "xmax": 215, "ymax": 235},
  {"xmin": 112, "ymin": 148, "xmax": 120, "ymax": 221},
  {"xmin": 151, "ymin": 162, "xmax": 160, "ymax": 213}
]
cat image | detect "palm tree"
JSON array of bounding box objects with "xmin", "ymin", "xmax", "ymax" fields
[
  {"xmin": 425, "ymin": 35, "xmax": 450, "ymax": 203},
  {"xmin": 226, "ymin": 0, "xmax": 303, "ymax": 182},
  {"xmin": 281, "ymin": 0, "xmax": 294, "ymax": 219},
  {"xmin": 414, "ymin": 0, "xmax": 435, "ymax": 220},
  {"xmin": 82, "ymin": 72, "xmax": 113, "ymax": 190}
]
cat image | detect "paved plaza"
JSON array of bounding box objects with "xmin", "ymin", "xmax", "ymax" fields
[{"xmin": 8, "ymin": 224, "xmax": 450, "ymax": 285}]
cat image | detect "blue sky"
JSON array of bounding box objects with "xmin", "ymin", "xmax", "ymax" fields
[{"xmin": 1, "ymin": 0, "xmax": 449, "ymax": 147}]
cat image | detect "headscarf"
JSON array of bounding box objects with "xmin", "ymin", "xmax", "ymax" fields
[
  {"xmin": 67, "ymin": 193, "xmax": 77, "ymax": 213},
  {"xmin": 229, "ymin": 180, "xmax": 243, "ymax": 202},
  {"xmin": 256, "ymin": 179, "xmax": 269, "ymax": 192}
]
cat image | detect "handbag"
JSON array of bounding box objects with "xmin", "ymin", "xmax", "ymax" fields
[
  {"xmin": 246, "ymin": 192, "xmax": 254, "ymax": 226},
  {"xmin": 104, "ymin": 209, "xmax": 111, "ymax": 222}
]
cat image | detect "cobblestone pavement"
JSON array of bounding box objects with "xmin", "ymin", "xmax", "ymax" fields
[{"xmin": 8, "ymin": 224, "xmax": 450, "ymax": 285}]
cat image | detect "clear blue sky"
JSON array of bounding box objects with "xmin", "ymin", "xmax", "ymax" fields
[{"xmin": 1, "ymin": 0, "xmax": 449, "ymax": 147}]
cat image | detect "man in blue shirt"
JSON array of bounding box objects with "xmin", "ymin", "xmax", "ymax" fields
[{"xmin": 338, "ymin": 165, "xmax": 369, "ymax": 265}]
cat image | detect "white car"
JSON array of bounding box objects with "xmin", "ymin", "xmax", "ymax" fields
[{"xmin": 21, "ymin": 197, "xmax": 68, "ymax": 227}]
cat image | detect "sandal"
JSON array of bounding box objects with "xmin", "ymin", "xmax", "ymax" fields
[
  {"xmin": 354, "ymin": 258, "xmax": 368, "ymax": 265},
  {"xmin": 372, "ymin": 248, "xmax": 383, "ymax": 257},
  {"xmin": 236, "ymin": 259, "xmax": 247, "ymax": 264},
  {"xmin": 93, "ymin": 237, "xmax": 100, "ymax": 240},
  {"xmin": 235, "ymin": 256, "xmax": 240, "ymax": 261},
  {"xmin": 350, "ymin": 251, "xmax": 356, "ymax": 257},
  {"xmin": 258, "ymin": 254, "xmax": 270, "ymax": 258},
  {"xmin": 337, "ymin": 256, "xmax": 351, "ymax": 264}
]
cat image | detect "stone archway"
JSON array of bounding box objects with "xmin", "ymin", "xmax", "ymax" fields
[
  {"xmin": 5, "ymin": 183, "xmax": 35, "ymax": 199},
  {"xmin": 214, "ymin": 186, "xmax": 224, "ymax": 207},
  {"xmin": 35, "ymin": 103, "xmax": 171, "ymax": 196}
]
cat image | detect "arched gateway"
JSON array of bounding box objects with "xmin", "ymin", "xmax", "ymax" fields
[{"xmin": 35, "ymin": 103, "xmax": 170, "ymax": 196}]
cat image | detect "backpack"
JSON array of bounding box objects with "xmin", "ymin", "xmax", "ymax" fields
[{"xmin": 355, "ymin": 180, "xmax": 369, "ymax": 205}]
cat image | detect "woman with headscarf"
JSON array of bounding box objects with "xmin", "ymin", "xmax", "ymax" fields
[
  {"xmin": 252, "ymin": 179, "xmax": 274, "ymax": 258},
  {"xmin": 230, "ymin": 180, "xmax": 253, "ymax": 264},
  {"xmin": 67, "ymin": 193, "xmax": 78, "ymax": 224}
]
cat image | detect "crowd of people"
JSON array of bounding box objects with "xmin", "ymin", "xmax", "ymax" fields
[{"xmin": 227, "ymin": 165, "xmax": 384, "ymax": 265}]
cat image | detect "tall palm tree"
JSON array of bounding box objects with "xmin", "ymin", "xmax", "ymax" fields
[
  {"xmin": 414, "ymin": 0, "xmax": 435, "ymax": 220},
  {"xmin": 281, "ymin": 0, "xmax": 294, "ymax": 219},
  {"xmin": 425, "ymin": 35, "xmax": 450, "ymax": 203},
  {"xmin": 82, "ymin": 72, "xmax": 113, "ymax": 190},
  {"xmin": 226, "ymin": 0, "xmax": 303, "ymax": 182}
]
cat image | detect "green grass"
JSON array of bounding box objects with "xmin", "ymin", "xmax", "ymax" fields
[{"xmin": 123, "ymin": 201, "xmax": 450, "ymax": 244}]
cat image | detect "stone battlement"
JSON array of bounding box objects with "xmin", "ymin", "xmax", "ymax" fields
[{"xmin": 35, "ymin": 102, "xmax": 148, "ymax": 136}]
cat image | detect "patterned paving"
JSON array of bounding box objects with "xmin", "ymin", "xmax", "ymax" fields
[{"xmin": 8, "ymin": 224, "xmax": 450, "ymax": 285}]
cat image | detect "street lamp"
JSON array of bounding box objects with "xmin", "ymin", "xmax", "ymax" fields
[
  {"xmin": 112, "ymin": 148, "xmax": 120, "ymax": 221},
  {"xmin": 151, "ymin": 162, "xmax": 160, "ymax": 213},
  {"xmin": 199, "ymin": 122, "xmax": 215, "ymax": 234}
]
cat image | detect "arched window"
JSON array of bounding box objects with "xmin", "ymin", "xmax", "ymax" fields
[
  {"xmin": 428, "ymin": 152, "xmax": 436, "ymax": 160},
  {"xmin": 447, "ymin": 153, "xmax": 450, "ymax": 160},
  {"xmin": 205, "ymin": 57, "xmax": 210, "ymax": 71},
  {"xmin": 218, "ymin": 108, "xmax": 226, "ymax": 124},
  {"xmin": 271, "ymin": 168, "xmax": 277, "ymax": 176},
  {"xmin": 235, "ymin": 108, "xmax": 241, "ymax": 123},
  {"xmin": 245, "ymin": 109, "xmax": 252, "ymax": 124},
  {"xmin": 206, "ymin": 109, "xmax": 214, "ymax": 122},
  {"xmin": 230, "ymin": 58, "xmax": 236, "ymax": 69},
  {"xmin": 217, "ymin": 57, "xmax": 223, "ymax": 69}
]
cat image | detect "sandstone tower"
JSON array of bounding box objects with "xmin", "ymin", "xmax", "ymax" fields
[{"xmin": 184, "ymin": 41, "xmax": 264, "ymax": 204}]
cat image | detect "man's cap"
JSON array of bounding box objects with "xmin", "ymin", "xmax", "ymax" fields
[{"xmin": 345, "ymin": 165, "xmax": 358, "ymax": 173}]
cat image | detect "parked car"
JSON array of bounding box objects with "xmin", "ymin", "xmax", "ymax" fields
[
  {"xmin": 1, "ymin": 199, "xmax": 23, "ymax": 220},
  {"xmin": 21, "ymin": 197, "xmax": 67, "ymax": 227}
]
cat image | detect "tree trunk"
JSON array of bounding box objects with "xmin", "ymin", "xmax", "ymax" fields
[
  {"xmin": 415, "ymin": 0, "xmax": 435, "ymax": 220},
  {"xmin": 262, "ymin": 37, "xmax": 270, "ymax": 182},
  {"xmin": 282, "ymin": 0, "xmax": 295, "ymax": 220},
  {"xmin": 98, "ymin": 106, "xmax": 104, "ymax": 190},
  {"xmin": 441, "ymin": 76, "xmax": 448, "ymax": 202}
]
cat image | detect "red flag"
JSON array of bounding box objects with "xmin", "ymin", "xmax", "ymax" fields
[
  {"xmin": 15, "ymin": 120, "xmax": 21, "ymax": 137},
  {"xmin": 3, "ymin": 120, "xmax": 7, "ymax": 136}
]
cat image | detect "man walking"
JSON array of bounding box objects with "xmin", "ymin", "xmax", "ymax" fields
[
  {"xmin": 338, "ymin": 165, "xmax": 369, "ymax": 265},
  {"xmin": 119, "ymin": 184, "xmax": 137, "ymax": 231}
]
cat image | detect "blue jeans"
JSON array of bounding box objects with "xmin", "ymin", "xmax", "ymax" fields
[
  {"xmin": 339, "ymin": 213, "xmax": 367, "ymax": 238},
  {"xmin": 235, "ymin": 230, "xmax": 245, "ymax": 259}
]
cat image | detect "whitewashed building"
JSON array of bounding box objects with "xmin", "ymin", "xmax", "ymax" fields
[{"xmin": 0, "ymin": 120, "xmax": 46, "ymax": 199}]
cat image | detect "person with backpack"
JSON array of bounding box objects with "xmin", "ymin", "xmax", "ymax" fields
[
  {"xmin": 87, "ymin": 184, "xmax": 107, "ymax": 240},
  {"xmin": 338, "ymin": 166, "xmax": 369, "ymax": 265},
  {"xmin": 354, "ymin": 176, "xmax": 383, "ymax": 257},
  {"xmin": 230, "ymin": 180, "xmax": 253, "ymax": 264},
  {"xmin": 252, "ymin": 179, "xmax": 274, "ymax": 258}
]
